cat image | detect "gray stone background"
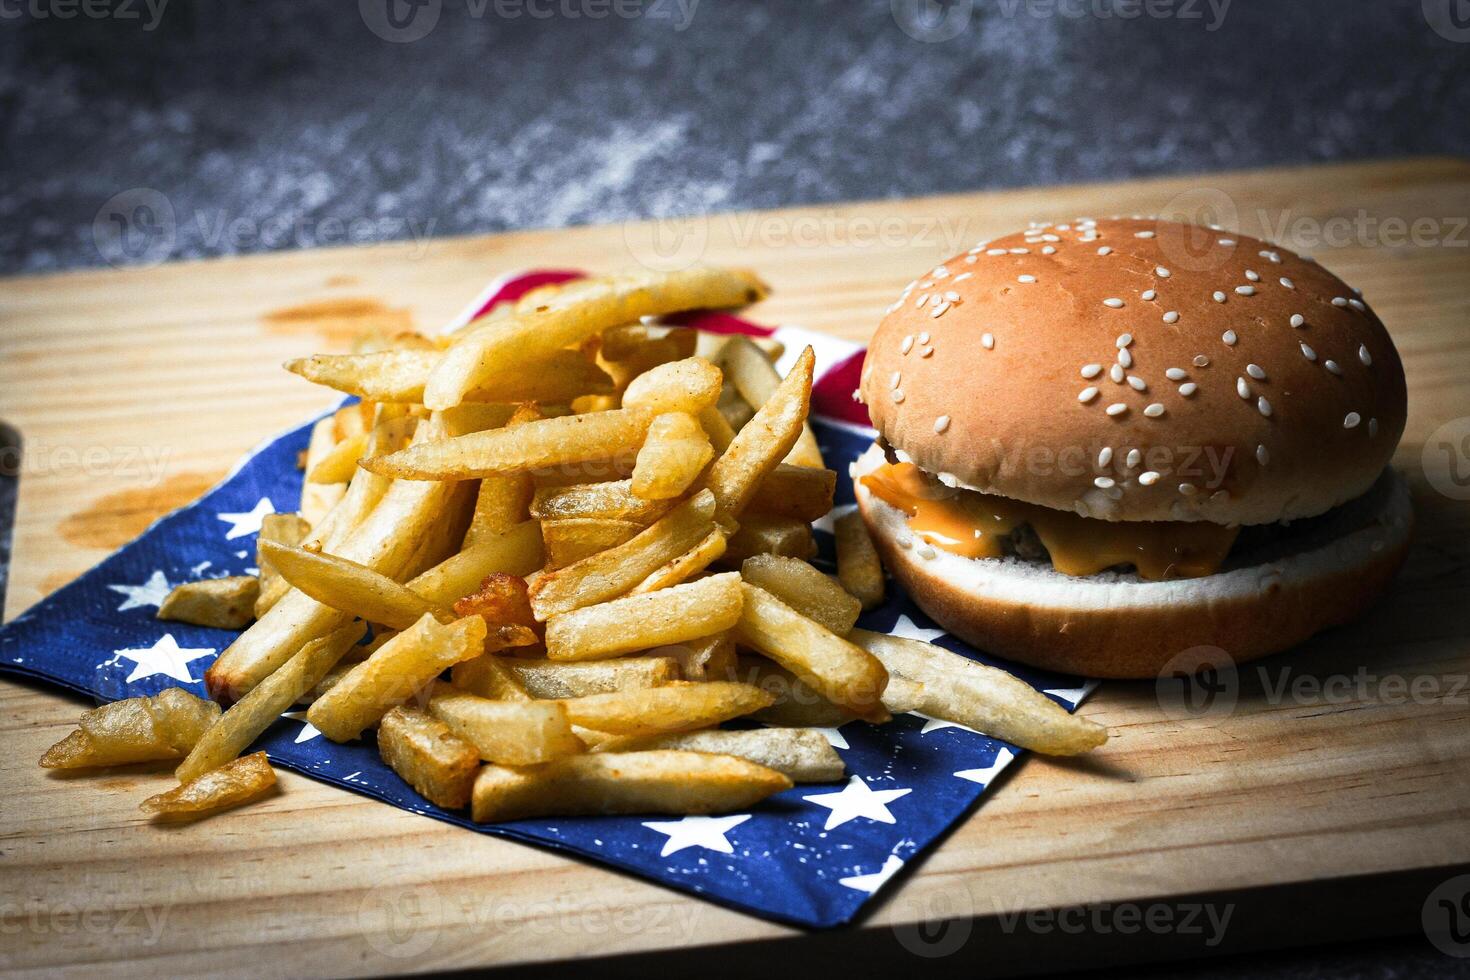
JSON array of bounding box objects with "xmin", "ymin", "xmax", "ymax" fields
[{"xmin": 2, "ymin": 0, "xmax": 1470, "ymax": 975}]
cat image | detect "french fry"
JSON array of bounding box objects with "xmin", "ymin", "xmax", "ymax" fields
[
  {"xmin": 834, "ymin": 511, "xmax": 885, "ymax": 610},
  {"xmin": 531, "ymin": 479, "xmax": 673, "ymax": 524},
  {"xmin": 545, "ymin": 572, "xmax": 743, "ymax": 661},
  {"xmin": 256, "ymin": 512, "xmax": 311, "ymax": 617},
  {"xmin": 597, "ymin": 326, "xmax": 697, "ymax": 389},
  {"xmin": 554, "ymin": 681, "xmax": 772, "ymax": 736},
  {"xmin": 719, "ymin": 336, "xmax": 823, "ymax": 468},
  {"xmin": 848, "ymin": 629, "xmax": 1108, "ymax": 755},
  {"xmin": 408, "ymin": 520, "xmax": 545, "ymax": 605},
  {"xmin": 333, "ymin": 401, "xmax": 376, "ymax": 441},
  {"xmin": 620, "ymin": 357, "xmax": 724, "ymax": 417},
  {"xmin": 738, "ymin": 655, "xmax": 921, "ymax": 727},
  {"xmin": 176, "ymin": 624, "xmax": 361, "ymax": 783},
  {"xmin": 541, "ymin": 518, "xmax": 643, "ymax": 570},
  {"xmin": 734, "ymin": 583, "xmax": 889, "ymax": 723},
  {"xmin": 39, "ymin": 689, "xmax": 221, "ymax": 769},
  {"xmin": 701, "ymin": 347, "xmax": 814, "ymax": 521},
  {"xmin": 450, "ymin": 654, "xmax": 535, "ymax": 701},
  {"xmin": 747, "ymin": 464, "xmax": 836, "ymax": 523},
  {"xmin": 427, "ymin": 685, "xmax": 584, "ymax": 765},
  {"xmin": 631, "ymin": 412, "xmax": 713, "ymax": 501},
  {"xmin": 472, "ymin": 750, "xmax": 791, "ymax": 822},
  {"xmin": 260, "ymin": 540, "xmax": 451, "ymax": 630},
  {"xmin": 157, "ymin": 576, "xmax": 260, "ymax": 630},
  {"xmin": 378, "ymin": 705, "xmax": 482, "ymax": 809},
  {"xmin": 465, "ymin": 471, "xmax": 535, "ymax": 546},
  {"xmin": 286, "ymin": 348, "xmax": 614, "ymax": 404},
  {"xmin": 654, "ymin": 632, "xmax": 737, "ymax": 681},
  {"xmin": 593, "ymin": 728, "xmax": 844, "ymax": 783},
  {"xmin": 140, "ymin": 752, "xmax": 276, "ymax": 818},
  {"xmin": 364, "ymin": 410, "xmax": 652, "ymax": 481},
  {"xmin": 451, "ymin": 573, "xmax": 539, "ymax": 633},
  {"xmin": 716, "ymin": 382, "xmax": 754, "ymax": 431},
  {"xmin": 698, "ymin": 405, "xmax": 736, "ymax": 454},
  {"xmin": 300, "ymin": 417, "xmax": 347, "ymax": 527},
  {"xmin": 724, "ymin": 515, "xmax": 816, "ymax": 562},
  {"xmin": 494, "ymin": 657, "xmax": 680, "ymax": 699},
  {"xmin": 426, "ymin": 267, "xmax": 767, "ymax": 410},
  {"xmin": 740, "ymin": 555, "xmax": 861, "ymax": 636},
  {"xmin": 528, "ymin": 489, "xmax": 716, "ymax": 620},
  {"xmin": 629, "ymin": 528, "xmax": 727, "ymax": 594},
  {"xmin": 307, "ymin": 614, "xmax": 487, "ymax": 742},
  {"xmin": 306, "ymin": 429, "xmax": 369, "ymax": 484}
]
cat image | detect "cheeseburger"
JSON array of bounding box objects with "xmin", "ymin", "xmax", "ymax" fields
[{"xmin": 855, "ymin": 219, "xmax": 1411, "ymax": 678}]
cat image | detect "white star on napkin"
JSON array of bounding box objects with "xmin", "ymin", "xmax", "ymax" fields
[
  {"xmin": 106, "ymin": 634, "xmax": 214, "ymax": 684},
  {"xmin": 106, "ymin": 570, "xmax": 172, "ymax": 612},
  {"xmin": 281, "ymin": 710, "xmax": 322, "ymax": 743},
  {"xmin": 1042, "ymin": 681, "xmax": 1098, "ymax": 707},
  {"xmin": 217, "ymin": 497, "xmax": 275, "ymax": 540},
  {"xmin": 889, "ymin": 614, "xmax": 946, "ymax": 643},
  {"xmin": 642, "ymin": 814, "xmax": 752, "ymax": 857},
  {"xmin": 913, "ymin": 712, "xmax": 981, "ymax": 736},
  {"xmin": 804, "ymin": 776, "xmax": 911, "ymax": 830},
  {"xmin": 838, "ymin": 853, "xmax": 906, "ymax": 894},
  {"xmin": 954, "ymin": 747, "xmax": 1016, "ymax": 787}
]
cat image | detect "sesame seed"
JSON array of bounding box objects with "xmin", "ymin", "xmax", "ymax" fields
[
  {"xmin": 1178, "ymin": 382, "xmax": 1198, "ymax": 396},
  {"xmin": 1256, "ymin": 445, "xmax": 1270, "ymax": 466},
  {"xmin": 1326, "ymin": 360, "xmax": 1343, "ymax": 375},
  {"xmin": 1163, "ymin": 311, "xmax": 1180, "ymax": 324},
  {"xmin": 1136, "ymin": 231, "xmax": 1156, "ymax": 239},
  {"xmin": 1117, "ymin": 349, "xmax": 1134, "ymax": 369},
  {"xmin": 953, "ymin": 272, "xmax": 972, "ymax": 282},
  {"xmin": 1223, "ymin": 330, "xmax": 1238, "ymax": 346},
  {"xmin": 1117, "ymin": 333, "xmax": 1133, "ymax": 348},
  {"xmin": 1128, "ymin": 375, "xmax": 1147, "ymax": 391},
  {"xmin": 1078, "ymin": 387, "xmax": 1100, "ymax": 403},
  {"xmin": 1097, "ymin": 246, "xmax": 1112, "ymax": 255},
  {"xmin": 1094, "ymin": 476, "xmax": 1116, "ymax": 489},
  {"xmin": 1219, "ymin": 238, "xmax": 1236, "ymax": 246},
  {"xmin": 1018, "ymin": 275, "xmax": 1036, "ymax": 284},
  {"xmin": 1246, "ymin": 363, "xmax": 1266, "ymax": 380},
  {"xmin": 965, "ymin": 255, "xmax": 978, "ymax": 263},
  {"xmin": 1042, "ymin": 245, "xmax": 1056, "ymax": 255},
  {"xmin": 1010, "ymin": 247, "xmax": 1029, "ymax": 255},
  {"xmin": 1098, "ymin": 447, "xmax": 1114, "ymax": 467},
  {"xmin": 929, "ymin": 294, "xmax": 944, "ymax": 307},
  {"xmin": 1081, "ymin": 363, "xmax": 1103, "ymax": 379},
  {"xmin": 1236, "ymin": 285, "xmax": 1256, "ymax": 296},
  {"xmin": 944, "ymin": 290, "xmax": 960, "ymax": 302},
  {"xmin": 1139, "ymin": 471, "xmax": 1160, "ymax": 486},
  {"xmin": 1359, "ymin": 344, "xmax": 1373, "ymax": 366},
  {"xmin": 1179, "ymin": 482, "xmax": 1199, "ymax": 495},
  {"xmin": 1106, "ymin": 403, "xmax": 1128, "ymax": 417},
  {"xmin": 1142, "ymin": 290, "xmax": 1157, "ymax": 301},
  {"xmin": 976, "ymin": 334, "xmax": 992, "ymax": 352},
  {"xmin": 1349, "ymin": 298, "xmax": 1366, "ymax": 312},
  {"xmin": 890, "ymin": 371, "xmax": 902, "ymax": 390},
  {"xmin": 1280, "ymin": 277, "xmax": 1295, "ymax": 289},
  {"xmin": 986, "ymin": 248, "xmax": 1007, "ymax": 256},
  {"xmin": 1257, "ymin": 396, "xmax": 1273, "ymax": 417},
  {"xmin": 1042, "ymin": 234, "xmax": 1061, "ymax": 242},
  {"xmin": 1126, "ymin": 449, "xmax": 1142, "ymax": 468},
  {"xmin": 901, "ymin": 335, "xmax": 915, "ymax": 355},
  {"xmin": 932, "ymin": 265, "xmax": 950, "ymax": 279},
  {"xmin": 918, "ymin": 332, "xmax": 930, "ymax": 344},
  {"xmin": 1110, "ymin": 364, "xmax": 1125, "ymax": 383},
  {"xmin": 1165, "ymin": 368, "xmax": 1187, "ymax": 381},
  {"xmin": 892, "ymin": 389, "xmax": 905, "ymax": 404},
  {"xmin": 1290, "ymin": 314, "xmax": 1306, "ymax": 328},
  {"xmin": 1211, "ymin": 490, "xmax": 1230, "ymax": 505},
  {"xmin": 920, "ymin": 347, "xmax": 934, "ymax": 358},
  {"xmin": 1369, "ymin": 417, "xmax": 1380, "ymax": 437},
  {"xmin": 1332, "ymin": 296, "xmax": 1349, "ymax": 307},
  {"xmin": 1300, "ymin": 343, "xmax": 1317, "ymax": 361},
  {"xmin": 917, "ymin": 544, "xmax": 936, "ymax": 560},
  {"xmin": 930, "ymin": 302, "xmax": 949, "ymax": 318},
  {"xmin": 934, "ymin": 415, "xmax": 951, "ymax": 434},
  {"xmin": 1194, "ymin": 355, "xmax": 1210, "ymax": 367},
  {"xmin": 1246, "ymin": 270, "xmax": 1260, "ymax": 282},
  {"xmin": 1104, "ymin": 298, "xmax": 1125, "ymax": 309},
  {"xmin": 1344, "ymin": 412, "xmax": 1361, "ymax": 429},
  {"xmin": 1236, "ymin": 377, "xmax": 1252, "ymax": 399},
  {"xmin": 1213, "ymin": 291, "xmax": 1228, "ymax": 303},
  {"xmin": 1156, "ymin": 266, "xmax": 1171, "ymax": 278},
  {"xmin": 1144, "ymin": 403, "xmax": 1166, "ymax": 418}
]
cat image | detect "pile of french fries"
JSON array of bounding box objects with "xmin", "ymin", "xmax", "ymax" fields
[{"xmin": 40, "ymin": 266, "xmax": 1106, "ymax": 821}]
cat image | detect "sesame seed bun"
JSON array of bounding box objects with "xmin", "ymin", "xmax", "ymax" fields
[
  {"xmin": 859, "ymin": 219, "xmax": 1407, "ymax": 526},
  {"xmin": 854, "ymin": 444, "xmax": 1414, "ymax": 678}
]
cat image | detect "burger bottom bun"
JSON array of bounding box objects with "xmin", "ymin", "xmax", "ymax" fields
[{"xmin": 853, "ymin": 447, "xmax": 1414, "ymax": 680}]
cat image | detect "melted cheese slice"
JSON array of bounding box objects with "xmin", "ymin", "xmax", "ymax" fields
[{"xmin": 860, "ymin": 462, "xmax": 1239, "ymax": 580}]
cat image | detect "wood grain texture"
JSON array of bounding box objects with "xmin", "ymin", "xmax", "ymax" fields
[{"xmin": 2, "ymin": 158, "xmax": 1469, "ymax": 977}]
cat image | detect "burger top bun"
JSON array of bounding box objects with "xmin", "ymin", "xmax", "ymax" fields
[{"xmin": 859, "ymin": 219, "xmax": 1407, "ymax": 526}]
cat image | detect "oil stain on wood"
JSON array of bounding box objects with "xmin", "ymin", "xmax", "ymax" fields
[
  {"xmin": 58, "ymin": 471, "xmax": 224, "ymax": 551},
  {"xmin": 262, "ymin": 297, "xmax": 413, "ymax": 347}
]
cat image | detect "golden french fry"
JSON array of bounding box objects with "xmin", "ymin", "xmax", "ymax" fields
[
  {"xmin": 333, "ymin": 401, "xmax": 375, "ymax": 441},
  {"xmin": 472, "ymin": 750, "xmax": 791, "ymax": 821},
  {"xmin": 286, "ymin": 349, "xmax": 613, "ymax": 404},
  {"xmin": 493, "ymin": 657, "xmax": 680, "ymax": 699},
  {"xmin": 598, "ymin": 328, "xmax": 697, "ymax": 389},
  {"xmin": 364, "ymin": 410, "xmax": 651, "ymax": 481},
  {"xmin": 378, "ymin": 705, "xmax": 481, "ymax": 809},
  {"xmin": 736, "ymin": 655, "xmax": 921, "ymax": 727},
  {"xmin": 724, "ymin": 515, "xmax": 816, "ymax": 563},
  {"xmin": 301, "ymin": 405, "xmax": 416, "ymax": 554},
  {"xmin": 450, "ymin": 654, "xmax": 534, "ymax": 701},
  {"xmin": 451, "ymin": 573, "xmax": 539, "ymax": 633},
  {"xmin": 465, "ymin": 473, "xmax": 534, "ymax": 545},
  {"xmin": 748, "ymin": 464, "xmax": 836, "ymax": 523},
  {"xmin": 175, "ymin": 624, "xmax": 361, "ymax": 783},
  {"xmin": 427, "ymin": 267, "xmax": 767, "ymax": 410},
  {"xmin": 256, "ymin": 512, "xmax": 311, "ymax": 617},
  {"xmin": 620, "ymin": 357, "xmax": 724, "ymax": 417},
  {"xmin": 300, "ymin": 417, "xmax": 347, "ymax": 527},
  {"xmin": 629, "ymin": 528, "xmax": 727, "ymax": 594},
  {"xmin": 702, "ymin": 347, "xmax": 814, "ymax": 521},
  {"xmin": 848, "ymin": 629, "xmax": 1107, "ymax": 755},
  {"xmin": 735, "ymin": 583, "xmax": 888, "ymax": 723},
  {"xmin": 653, "ymin": 632, "xmax": 736, "ymax": 681},
  {"xmin": 260, "ymin": 541, "xmax": 450, "ymax": 630},
  {"xmin": 631, "ymin": 412, "xmax": 713, "ymax": 501},
  {"xmin": 39, "ymin": 688, "xmax": 220, "ymax": 769},
  {"xmin": 593, "ymin": 728, "xmax": 843, "ymax": 783},
  {"xmin": 740, "ymin": 555, "xmax": 861, "ymax": 636},
  {"xmin": 716, "ymin": 382, "xmax": 754, "ymax": 431},
  {"xmin": 541, "ymin": 518, "xmax": 643, "ymax": 570},
  {"xmin": 408, "ymin": 520, "xmax": 545, "ymax": 605},
  {"xmin": 157, "ymin": 576, "xmax": 260, "ymax": 630},
  {"xmin": 531, "ymin": 479, "xmax": 673, "ymax": 524},
  {"xmin": 308, "ymin": 614, "xmax": 487, "ymax": 742},
  {"xmin": 306, "ymin": 429, "xmax": 369, "ymax": 484},
  {"xmin": 555, "ymin": 681, "xmax": 772, "ymax": 736},
  {"xmin": 719, "ymin": 336, "xmax": 823, "ymax": 468},
  {"xmin": 698, "ymin": 405, "xmax": 736, "ymax": 454},
  {"xmin": 140, "ymin": 752, "xmax": 277, "ymax": 817},
  {"xmin": 834, "ymin": 511, "xmax": 885, "ymax": 610},
  {"xmin": 545, "ymin": 572, "xmax": 743, "ymax": 661},
  {"xmin": 528, "ymin": 489, "xmax": 716, "ymax": 620},
  {"xmin": 427, "ymin": 685, "xmax": 584, "ymax": 765}
]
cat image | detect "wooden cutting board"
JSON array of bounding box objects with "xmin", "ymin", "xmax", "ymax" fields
[{"xmin": 3, "ymin": 158, "xmax": 1469, "ymax": 977}]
